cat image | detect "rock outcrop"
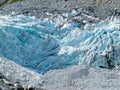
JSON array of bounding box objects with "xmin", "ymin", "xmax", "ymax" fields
[
  {"xmin": 0, "ymin": 0, "xmax": 120, "ymax": 19},
  {"xmin": 0, "ymin": 57, "xmax": 42, "ymax": 89}
]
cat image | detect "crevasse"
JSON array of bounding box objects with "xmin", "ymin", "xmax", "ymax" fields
[{"xmin": 0, "ymin": 15, "xmax": 120, "ymax": 74}]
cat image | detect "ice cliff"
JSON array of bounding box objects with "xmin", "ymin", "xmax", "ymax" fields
[{"xmin": 0, "ymin": 12, "xmax": 120, "ymax": 74}]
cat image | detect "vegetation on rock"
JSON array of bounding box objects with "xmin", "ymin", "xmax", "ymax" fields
[
  {"xmin": 0, "ymin": 0, "xmax": 23, "ymax": 7},
  {"xmin": 9, "ymin": 0, "xmax": 23, "ymax": 3}
]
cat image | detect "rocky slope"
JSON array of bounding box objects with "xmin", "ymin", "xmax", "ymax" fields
[
  {"xmin": 1, "ymin": 57, "xmax": 120, "ymax": 90},
  {"xmin": 0, "ymin": 0, "xmax": 120, "ymax": 19},
  {"xmin": 0, "ymin": 57, "xmax": 42, "ymax": 89},
  {"xmin": 41, "ymin": 64, "xmax": 120, "ymax": 90}
]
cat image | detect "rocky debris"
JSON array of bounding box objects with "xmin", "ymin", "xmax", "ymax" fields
[
  {"xmin": 34, "ymin": 8, "xmax": 99, "ymax": 30},
  {"xmin": 1, "ymin": 57, "xmax": 120, "ymax": 90},
  {"xmin": 0, "ymin": 0, "xmax": 20, "ymax": 7},
  {"xmin": 0, "ymin": 0, "xmax": 120, "ymax": 19},
  {"xmin": 0, "ymin": 57, "xmax": 43, "ymax": 88},
  {"xmin": 0, "ymin": 73, "xmax": 10, "ymax": 90},
  {"xmin": 0, "ymin": 75, "xmax": 23, "ymax": 90},
  {"xmin": 0, "ymin": 57, "xmax": 47, "ymax": 90},
  {"xmin": 40, "ymin": 65, "xmax": 120, "ymax": 90},
  {"xmin": 0, "ymin": 0, "xmax": 8, "ymax": 6}
]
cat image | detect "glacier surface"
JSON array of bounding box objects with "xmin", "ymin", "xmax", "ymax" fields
[{"xmin": 0, "ymin": 14, "xmax": 120, "ymax": 74}]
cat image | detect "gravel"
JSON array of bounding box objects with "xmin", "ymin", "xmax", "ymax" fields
[{"xmin": 0, "ymin": 0, "xmax": 120, "ymax": 19}]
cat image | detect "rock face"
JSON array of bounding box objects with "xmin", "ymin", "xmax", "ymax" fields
[
  {"xmin": 0, "ymin": 0, "xmax": 8, "ymax": 6},
  {"xmin": 0, "ymin": 0, "xmax": 120, "ymax": 19}
]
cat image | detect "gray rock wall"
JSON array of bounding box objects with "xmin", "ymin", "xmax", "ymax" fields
[{"xmin": 0, "ymin": 0, "xmax": 120, "ymax": 19}]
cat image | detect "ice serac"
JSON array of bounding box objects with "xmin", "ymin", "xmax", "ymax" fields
[
  {"xmin": 0, "ymin": 14, "xmax": 120, "ymax": 74},
  {"xmin": 79, "ymin": 19, "xmax": 120, "ymax": 68}
]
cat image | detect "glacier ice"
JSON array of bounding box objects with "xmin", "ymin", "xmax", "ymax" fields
[{"xmin": 0, "ymin": 14, "xmax": 120, "ymax": 74}]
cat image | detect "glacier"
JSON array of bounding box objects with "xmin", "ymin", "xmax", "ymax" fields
[{"xmin": 0, "ymin": 13, "xmax": 120, "ymax": 74}]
